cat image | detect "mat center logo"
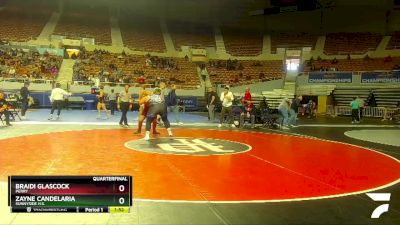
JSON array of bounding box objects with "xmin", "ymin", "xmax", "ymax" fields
[{"xmin": 125, "ymin": 137, "xmax": 251, "ymax": 155}]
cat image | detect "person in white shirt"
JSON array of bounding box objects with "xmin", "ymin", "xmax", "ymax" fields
[
  {"xmin": 48, "ymin": 83, "xmax": 71, "ymax": 120},
  {"xmin": 219, "ymin": 86, "xmax": 235, "ymax": 128}
]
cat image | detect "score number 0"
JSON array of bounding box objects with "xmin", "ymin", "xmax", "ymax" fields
[{"xmin": 118, "ymin": 185, "xmax": 125, "ymax": 205}]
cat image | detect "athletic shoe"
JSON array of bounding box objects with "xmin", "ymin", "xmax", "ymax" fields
[
  {"xmin": 96, "ymin": 115, "xmax": 101, "ymax": 119},
  {"xmin": 48, "ymin": 115, "xmax": 53, "ymax": 120},
  {"xmin": 351, "ymin": 121, "xmax": 355, "ymax": 124},
  {"xmin": 119, "ymin": 124, "xmax": 124, "ymax": 127},
  {"xmin": 282, "ymin": 126, "xmax": 290, "ymax": 130},
  {"xmin": 21, "ymin": 116, "xmax": 26, "ymax": 120},
  {"xmin": 144, "ymin": 131, "xmax": 150, "ymax": 140},
  {"xmin": 231, "ymin": 124, "xmax": 236, "ymax": 128},
  {"xmin": 167, "ymin": 128, "xmax": 173, "ymax": 136},
  {"xmin": 218, "ymin": 124, "xmax": 222, "ymax": 128},
  {"xmin": 178, "ymin": 122, "xmax": 184, "ymax": 125}
]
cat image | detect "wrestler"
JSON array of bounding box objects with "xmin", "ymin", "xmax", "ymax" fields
[
  {"xmin": 134, "ymin": 85, "xmax": 159, "ymax": 135},
  {"xmin": 142, "ymin": 88, "xmax": 172, "ymax": 140}
]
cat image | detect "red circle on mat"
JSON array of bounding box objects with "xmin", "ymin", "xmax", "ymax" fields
[{"xmin": 0, "ymin": 129, "xmax": 399, "ymax": 202}]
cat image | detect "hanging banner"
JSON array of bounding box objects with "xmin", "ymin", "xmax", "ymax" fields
[
  {"xmin": 361, "ymin": 71, "xmax": 400, "ymax": 83},
  {"xmin": 308, "ymin": 72, "xmax": 352, "ymax": 83}
]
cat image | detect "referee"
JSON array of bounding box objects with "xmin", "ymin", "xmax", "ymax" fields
[
  {"xmin": 48, "ymin": 83, "xmax": 71, "ymax": 120},
  {"xmin": 118, "ymin": 84, "xmax": 131, "ymax": 127}
]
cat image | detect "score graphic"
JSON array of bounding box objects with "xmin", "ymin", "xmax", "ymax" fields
[{"xmin": 8, "ymin": 176, "xmax": 132, "ymax": 213}]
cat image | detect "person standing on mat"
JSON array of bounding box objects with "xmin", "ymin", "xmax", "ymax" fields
[
  {"xmin": 96, "ymin": 86, "xmax": 110, "ymax": 119},
  {"xmin": 48, "ymin": 83, "xmax": 71, "ymax": 120},
  {"xmin": 350, "ymin": 97, "xmax": 360, "ymax": 124},
  {"xmin": 356, "ymin": 96, "xmax": 365, "ymax": 121},
  {"xmin": 218, "ymin": 86, "xmax": 235, "ymax": 128},
  {"xmin": 135, "ymin": 85, "xmax": 158, "ymax": 134},
  {"xmin": 289, "ymin": 95, "xmax": 302, "ymax": 127},
  {"xmin": 118, "ymin": 84, "xmax": 132, "ymax": 128},
  {"xmin": 142, "ymin": 88, "xmax": 173, "ymax": 140},
  {"xmin": 108, "ymin": 89, "xmax": 117, "ymax": 115},
  {"xmin": 207, "ymin": 87, "xmax": 217, "ymax": 122},
  {"xmin": 166, "ymin": 84, "xmax": 183, "ymax": 125},
  {"xmin": 20, "ymin": 82, "xmax": 30, "ymax": 120}
]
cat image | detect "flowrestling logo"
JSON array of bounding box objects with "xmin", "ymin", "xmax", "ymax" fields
[{"xmin": 125, "ymin": 137, "xmax": 251, "ymax": 156}]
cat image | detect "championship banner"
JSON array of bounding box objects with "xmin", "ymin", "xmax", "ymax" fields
[
  {"xmin": 361, "ymin": 71, "xmax": 400, "ymax": 83},
  {"xmin": 177, "ymin": 97, "xmax": 197, "ymax": 110},
  {"xmin": 308, "ymin": 72, "xmax": 352, "ymax": 83},
  {"xmin": 8, "ymin": 176, "xmax": 132, "ymax": 213}
]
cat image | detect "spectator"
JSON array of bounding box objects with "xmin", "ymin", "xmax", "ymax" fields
[
  {"xmin": 350, "ymin": 97, "xmax": 360, "ymax": 123},
  {"xmin": 166, "ymin": 84, "xmax": 182, "ymax": 125},
  {"xmin": 207, "ymin": 87, "xmax": 217, "ymax": 122},
  {"xmin": 278, "ymin": 98, "xmax": 291, "ymax": 129},
  {"xmin": 356, "ymin": 96, "xmax": 365, "ymax": 121},
  {"xmin": 0, "ymin": 91, "xmax": 11, "ymax": 126},
  {"xmin": 306, "ymin": 100, "xmax": 316, "ymax": 119},
  {"xmin": 108, "ymin": 89, "xmax": 117, "ymax": 115},
  {"xmin": 138, "ymin": 75, "xmax": 146, "ymax": 84},
  {"xmin": 384, "ymin": 55, "xmax": 393, "ymax": 62},
  {"xmin": 218, "ymin": 86, "xmax": 235, "ymax": 128},
  {"xmin": 19, "ymin": 82, "xmax": 30, "ymax": 119},
  {"xmin": 289, "ymin": 95, "xmax": 302, "ymax": 127}
]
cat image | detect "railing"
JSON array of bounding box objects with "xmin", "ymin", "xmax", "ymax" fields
[
  {"xmin": 327, "ymin": 105, "xmax": 399, "ymax": 119},
  {"xmin": 1, "ymin": 77, "xmax": 55, "ymax": 84},
  {"xmin": 69, "ymin": 81, "xmax": 200, "ymax": 90}
]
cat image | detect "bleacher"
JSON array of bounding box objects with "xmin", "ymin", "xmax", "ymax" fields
[
  {"xmin": 262, "ymin": 90, "xmax": 294, "ymax": 109},
  {"xmin": 53, "ymin": 5, "xmax": 111, "ymax": 45},
  {"xmin": 0, "ymin": 3, "xmax": 53, "ymax": 42},
  {"xmin": 372, "ymin": 87, "xmax": 400, "ymax": 108},
  {"xmin": 119, "ymin": 15, "xmax": 166, "ymax": 52},
  {"xmin": 0, "ymin": 48, "xmax": 63, "ymax": 81},
  {"xmin": 271, "ymin": 33, "xmax": 317, "ymax": 53},
  {"xmin": 304, "ymin": 57, "xmax": 400, "ymax": 72},
  {"xmin": 74, "ymin": 51, "xmax": 199, "ymax": 89},
  {"xmin": 221, "ymin": 27, "xmax": 263, "ymax": 56},
  {"xmin": 332, "ymin": 87, "xmax": 371, "ymax": 107},
  {"xmin": 324, "ymin": 32, "xmax": 382, "ymax": 55},
  {"xmin": 208, "ymin": 60, "xmax": 283, "ymax": 86},
  {"xmin": 387, "ymin": 31, "xmax": 400, "ymax": 49},
  {"xmin": 168, "ymin": 21, "xmax": 215, "ymax": 50}
]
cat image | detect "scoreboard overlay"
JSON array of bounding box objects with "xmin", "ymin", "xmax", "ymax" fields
[{"xmin": 8, "ymin": 176, "xmax": 132, "ymax": 213}]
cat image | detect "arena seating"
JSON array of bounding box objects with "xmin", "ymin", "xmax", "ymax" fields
[
  {"xmin": 221, "ymin": 27, "xmax": 263, "ymax": 56},
  {"xmin": 324, "ymin": 32, "xmax": 382, "ymax": 55},
  {"xmin": 73, "ymin": 51, "xmax": 199, "ymax": 89},
  {"xmin": 372, "ymin": 87, "xmax": 400, "ymax": 108},
  {"xmin": 0, "ymin": 5, "xmax": 52, "ymax": 42},
  {"xmin": 207, "ymin": 60, "xmax": 283, "ymax": 86},
  {"xmin": 332, "ymin": 87, "xmax": 371, "ymax": 107},
  {"xmin": 119, "ymin": 16, "xmax": 166, "ymax": 52},
  {"xmin": 304, "ymin": 57, "xmax": 400, "ymax": 72},
  {"xmin": 387, "ymin": 31, "xmax": 400, "ymax": 49},
  {"xmin": 0, "ymin": 49, "xmax": 63, "ymax": 80},
  {"xmin": 332, "ymin": 86, "xmax": 400, "ymax": 109},
  {"xmin": 168, "ymin": 21, "xmax": 215, "ymax": 50},
  {"xmin": 53, "ymin": 5, "xmax": 111, "ymax": 45},
  {"xmin": 270, "ymin": 33, "xmax": 317, "ymax": 53}
]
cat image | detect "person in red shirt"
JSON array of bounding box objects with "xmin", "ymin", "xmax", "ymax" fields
[
  {"xmin": 138, "ymin": 75, "xmax": 146, "ymax": 84},
  {"xmin": 242, "ymin": 88, "xmax": 253, "ymax": 115}
]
